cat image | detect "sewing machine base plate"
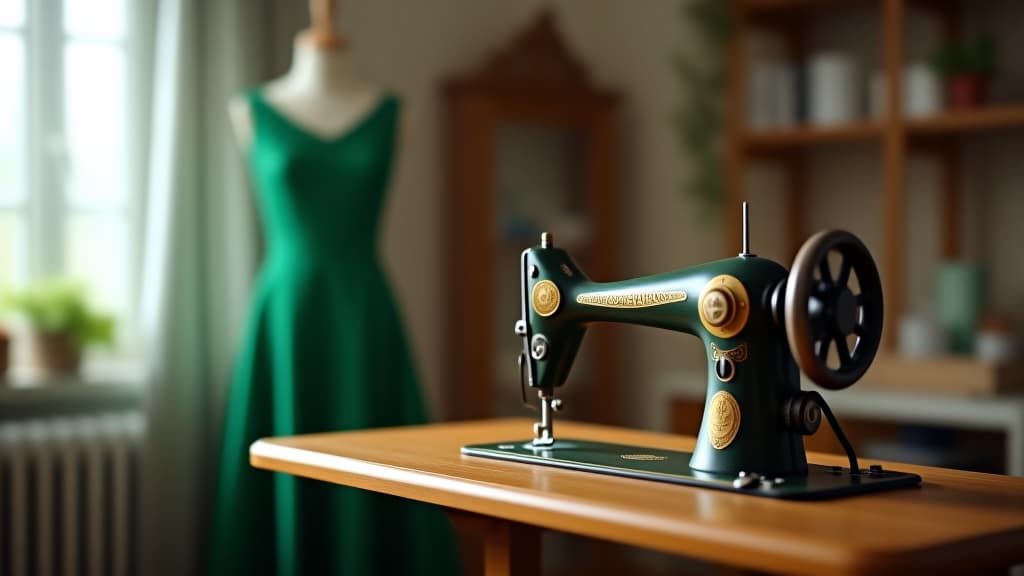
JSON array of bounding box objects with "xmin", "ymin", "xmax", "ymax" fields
[{"xmin": 462, "ymin": 439, "xmax": 922, "ymax": 499}]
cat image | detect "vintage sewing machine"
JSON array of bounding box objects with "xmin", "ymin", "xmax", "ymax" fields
[{"xmin": 463, "ymin": 204, "xmax": 922, "ymax": 499}]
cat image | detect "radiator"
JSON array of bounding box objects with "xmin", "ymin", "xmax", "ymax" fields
[{"xmin": 0, "ymin": 412, "xmax": 144, "ymax": 576}]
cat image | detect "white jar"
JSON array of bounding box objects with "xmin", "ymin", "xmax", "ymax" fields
[
  {"xmin": 808, "ymin": 52, "xmax": 861, "ymax": 126},
  {"xmin": 904, "ymin": 62, "xmax": 942, "ymax": 118},
  {"xmin": 899, "ymin": 313, "xmax": 946, "ymax": 358},
  {"xmin": 976, "ymin": 331, "xmax": 1016, "ymax": 365}
]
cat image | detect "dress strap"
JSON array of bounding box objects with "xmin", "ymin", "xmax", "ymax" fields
[{"xmin": 246, "ymin": 88, "xmax": 267, "ymax": 121}]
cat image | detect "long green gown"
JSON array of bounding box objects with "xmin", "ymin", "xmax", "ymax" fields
[{"xmin": 209, "ymin": 90, "xmax": 459, "ymax": 576}]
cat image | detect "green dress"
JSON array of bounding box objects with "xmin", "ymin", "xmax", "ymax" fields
[{"xmin": 209, "ymin": 90, "xmax": 459, "ymax": 576}]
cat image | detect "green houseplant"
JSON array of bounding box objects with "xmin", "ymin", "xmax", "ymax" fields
[
  {"xmin": 674, "ymin": 0, "xmax": 730, "ymax": 216},
  {"xmin": 4, "ymin": 280, "xmax": 115, "ymax": 374},
  {"xmin": 930, "ymin": 34, "xmax": 997, "ymax": 108}
]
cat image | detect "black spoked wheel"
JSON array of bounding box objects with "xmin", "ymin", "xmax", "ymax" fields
[{"xmin": 785, "ymin": 230, "xmax": 883, "ymax": 390}]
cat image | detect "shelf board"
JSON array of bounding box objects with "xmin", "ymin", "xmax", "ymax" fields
[
  {"xmin": 906, "ymin": 104, "xmax": 1024, "ymax": 136},
  {"xmin": 742, "ymin": 106, "xmax": 1024, "ymax": 150},
  {"xmin": 743, "ymin": 121, "xmax": 884, "ymax": 151},
  {"xmin": 859, "ymin": 354, "xmax": 1024, "ymax": 396},
  {"xmin": 743, "ymin": 0, "xmax": 869, "ymax": 14}
]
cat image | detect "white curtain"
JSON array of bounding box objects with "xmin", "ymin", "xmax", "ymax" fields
[{"xmin": 136, "ymin": 1, "xmax": 304, "ymax": 573}]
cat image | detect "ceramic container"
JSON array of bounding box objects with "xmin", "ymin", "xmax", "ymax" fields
[{"xmin": 808, "ymin": 52, "xmax": 860, "ymax": 125}]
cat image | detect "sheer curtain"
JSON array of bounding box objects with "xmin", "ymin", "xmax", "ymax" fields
[{"xmin": 136, "ymin": 1, "xmax": 303, "ymax": 573}]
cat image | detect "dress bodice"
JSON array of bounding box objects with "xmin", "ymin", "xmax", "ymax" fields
[{"xmin": 246, "ymin": 90, "xmax": 399, "ymax": 266}]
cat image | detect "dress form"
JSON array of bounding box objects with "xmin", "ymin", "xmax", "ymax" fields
[
  {"xmin": 228, "ymin": 4, "xmax": 381, "ymax": 149},
  {"xmin": 212, "ymin": 3, "xmax": 459, "ymax": 574}
]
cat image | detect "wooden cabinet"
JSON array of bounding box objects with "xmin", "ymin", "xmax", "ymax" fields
[{"xmin": 442, "ymin": 13, "xmax": 622, "ymax": 422}]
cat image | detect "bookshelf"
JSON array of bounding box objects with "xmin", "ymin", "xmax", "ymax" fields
[{"xmin": 725, "ymin": 0, "xmax": 1024, "ymax": 393}]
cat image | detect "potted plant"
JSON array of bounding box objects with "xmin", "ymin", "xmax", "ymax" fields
[
  {"xmin": 3, "ymin": 280, "xmax": 115, "ymax": 375},
  {"xmin": 930, "ymin": 34, "xmax": 997, "ymax": 108}
]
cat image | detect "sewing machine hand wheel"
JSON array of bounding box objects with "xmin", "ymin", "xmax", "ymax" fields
[{"xmin": 785, "ymin": 230, "xmax": 883, "ymax": 390}]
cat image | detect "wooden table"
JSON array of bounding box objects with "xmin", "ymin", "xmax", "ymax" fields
[{"xmin": 251, "ymin": 418, "xmax": 1024, "ymax": 575}]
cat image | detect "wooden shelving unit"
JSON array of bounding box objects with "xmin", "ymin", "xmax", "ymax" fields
[{"xmin": 727, "ymin": 0, "xmax": 1023, "ymax": 367}]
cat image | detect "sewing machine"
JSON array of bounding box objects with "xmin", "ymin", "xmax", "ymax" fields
[{"xmin": 463, "ymin": 204, "xmax": 922, "ymax": 499}]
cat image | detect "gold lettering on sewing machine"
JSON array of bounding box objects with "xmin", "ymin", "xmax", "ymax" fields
[
  {"xmin": 709, "ymin": 391, "xmax": 741, "ymax": 450},
  {"xmin": 620, "ymin": 454, "xmax": 668, "ymax": 461},
  {"xmin": 532, "ymin": 280, "xmax": 561, "ymax": 317},
  {"xmin": 575, "ymin": 289, "xmax": 687, "ymax": 309}
]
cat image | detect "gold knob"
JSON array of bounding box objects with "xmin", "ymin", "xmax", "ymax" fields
[
  {"xmin": 699, "ymin": 275, "xmax": 750, "ymax": 339},
  {"xmin": 701, "ymin": 289, "xmax": 735, "ymax": 327}
]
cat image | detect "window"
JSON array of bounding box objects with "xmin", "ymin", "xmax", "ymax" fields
[{"xmin": 0, "ymin": 0, "xmax": 142, "ymax": 356}]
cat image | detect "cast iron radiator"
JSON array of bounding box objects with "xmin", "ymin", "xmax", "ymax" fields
[{"xmin": 0, "ymin": 412, "xmax": 143, "ymax": 576}]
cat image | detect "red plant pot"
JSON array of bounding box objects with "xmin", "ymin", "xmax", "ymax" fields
[{"xmin": 946, "ymin": 74, "xmax": 987, "ymax": 108}]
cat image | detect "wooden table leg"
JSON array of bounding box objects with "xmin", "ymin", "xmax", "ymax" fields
[{"xmin": 446, "ymin": 510, "xmax": 541, "ymax": 576}]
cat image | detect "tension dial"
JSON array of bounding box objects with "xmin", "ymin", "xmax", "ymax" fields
[{"xmin": 699, "ymin": 275, "xmax": 749, "ymax": 339}]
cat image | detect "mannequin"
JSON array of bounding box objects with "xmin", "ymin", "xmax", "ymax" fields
[
  {"xmin": 210, "ymin": 2, "xmax": 458, "ymax": 575},
  {"xmin": 228, "ymin": 0, "xmax": 381, "ymax": 148}
]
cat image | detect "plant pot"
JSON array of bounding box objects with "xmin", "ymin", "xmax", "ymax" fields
[
  {"xmin": 32, "ymin": 331, "xmax": 82, "ymax": 375},
  {"xmin": 946, "ymin": 73, "xmax": 987, "ymax": 108},
  {"xmin": 0, "ymin": 331, "xmax": 9, "ymax": 378}
]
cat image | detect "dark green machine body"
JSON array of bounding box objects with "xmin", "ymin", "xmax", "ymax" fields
[{"xmin": 520, "ymin": 244, "xmax": 806, "ymax": 477}]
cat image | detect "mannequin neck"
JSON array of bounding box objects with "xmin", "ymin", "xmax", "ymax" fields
[{"xmin": 283, "ymin": 37, "xmax": 362, "ymax": 94}]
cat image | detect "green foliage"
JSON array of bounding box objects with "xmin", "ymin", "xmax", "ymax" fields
[
  {"xmin": 929, "ymin": 34, "xmax": 997, "ymax": 79},
  {"xmin": 3, "ymin": 280, "xmax": 115, "ymax": 347},
  {"xmin": 674, "ymin": 0, "xmax": 730, "ymax": 216}
]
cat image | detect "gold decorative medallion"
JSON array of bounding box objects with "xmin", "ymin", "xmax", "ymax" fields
[
  {"xmin": 711, "ymin": 342, "xmax": 749, "ymax": 363},
  {"xmin": 576, "ymin": 289, "xmax": 687, "ymax": 309},
  {"xmin": 620, "ymin": 454, "xmax": 668, "ymax": 461},
  {"xmin": 708, "ymin": 391, "xmax": 741, "ymax": 450},
  {"xmin": 531, "ymin": 280, "xmax": 561, "ymax": 317}
]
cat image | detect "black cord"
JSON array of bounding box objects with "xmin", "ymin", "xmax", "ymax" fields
[{"xmin": 807, "ymin": 390, "xmax": 860, "ymax": 474}]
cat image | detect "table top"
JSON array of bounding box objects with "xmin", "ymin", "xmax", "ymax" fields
[{"xmin": 251, "ymin": 418, "xmax": 1024, "ymax": 575}]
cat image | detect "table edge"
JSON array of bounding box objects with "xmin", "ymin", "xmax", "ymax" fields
[{"xmin": 249, "ymin": 437, "xmax": 1024, "ymax": 575}]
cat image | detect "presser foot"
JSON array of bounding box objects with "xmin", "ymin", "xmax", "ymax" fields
[{"xmin": 531, "ymin": 390, "xmax": 562, "ymax": 447}]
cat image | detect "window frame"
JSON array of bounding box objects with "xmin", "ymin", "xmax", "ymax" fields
[
  {"xmin": 0, "ymin": 4, "xmax": 30, "ymax": 285},
  {"xmin": 10, "ymin": 0, "xmax": 145, "ymax": 359}
]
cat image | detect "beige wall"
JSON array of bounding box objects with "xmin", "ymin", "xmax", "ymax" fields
[
  {"xmin": 335, "ymin": 0, "xmax": 713, "ymax": 424},
  {"xmin": 330, "ymin": 1, "xmax": 1024, "ymax": 426}
]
